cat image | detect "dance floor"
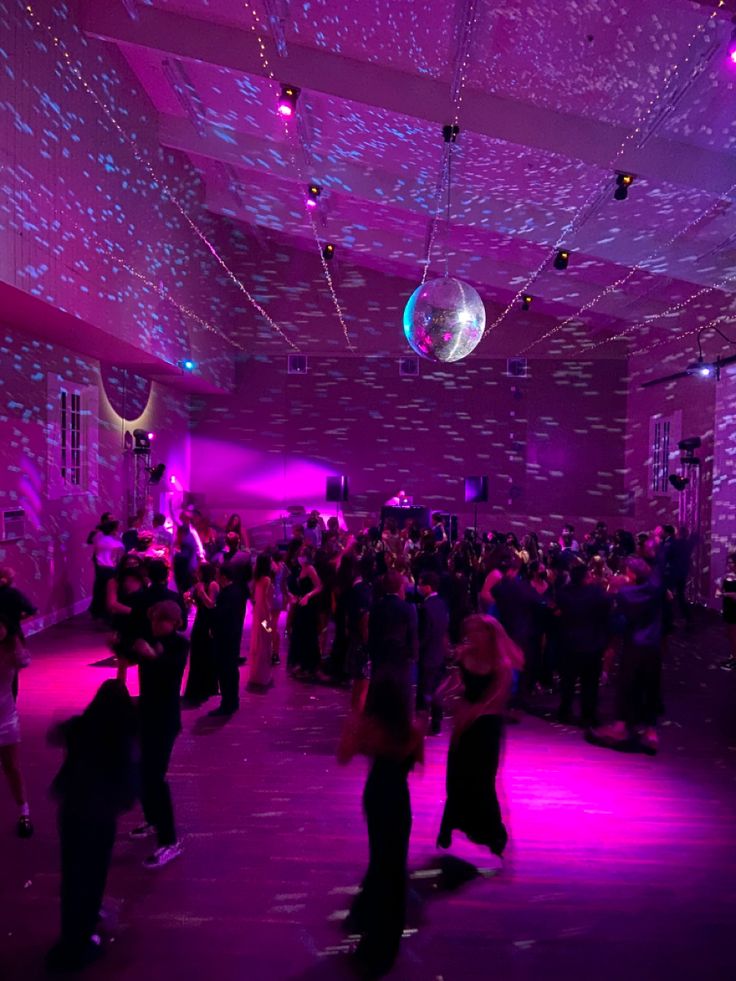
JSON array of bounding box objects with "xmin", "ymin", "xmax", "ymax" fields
[{"xmin": 3, "ymin": 612, "xmax": 735, "ymax": 981}]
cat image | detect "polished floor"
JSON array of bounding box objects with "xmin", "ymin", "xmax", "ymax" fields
[{"xmin": 2, "ymin": 611, "xmax": 735, "ymax": 981}]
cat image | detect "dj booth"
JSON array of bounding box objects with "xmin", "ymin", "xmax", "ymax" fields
[{"xmin": 380, "ymin": 505, "xmax": 430, "ymax": 530}]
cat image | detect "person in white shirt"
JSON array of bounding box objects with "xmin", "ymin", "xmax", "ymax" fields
[
  {"xmin": 90, "ymin": 520, "xmax": 124, "ymax": 620},
  {"xmin": 385, "ymin": 490, "xmax": 412, "ymax": 507}
]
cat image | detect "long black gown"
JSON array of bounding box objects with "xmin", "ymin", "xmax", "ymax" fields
[
  {"xmin": 183, "ymin": 592, "xmax": 218, "ymax": 703},
  {"xmin": 348, "ymin": 755, "xmax": 412, "ymax": 975},
  {"xmin": 289, "ymin": 575, "xmax": 320, "ymax": 674},
  {"xmin": 438, "ymin": 669, "xmax": 507, "ymax": 856}
]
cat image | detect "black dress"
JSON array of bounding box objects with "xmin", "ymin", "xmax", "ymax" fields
[
  {"xmin": 438, "ymin": 670, "xmax": 507, "ymax": 856},
  {"xmin": 289, "ymin": 575, "xmax": 320, "ymax": 673},
  {"xmin": 183, "ymin": 591, "xmax": 218, "ymax": 703},
  {"xmin": 349, "ymin": 756, "xmax": 412, "ymax": 975}
]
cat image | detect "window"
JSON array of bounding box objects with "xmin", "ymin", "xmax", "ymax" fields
[
  {"xmin": 648, "ymin": 411, "xmax": 682, "ymax": 498},
  {"xmin": 47, "ymin": 375, "xmax": 99, "ymax": 499}
]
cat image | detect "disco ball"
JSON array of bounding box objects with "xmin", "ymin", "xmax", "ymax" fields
[{"xmin": 403, "ymin": 276, "xmax": 486, "ymax": 363}]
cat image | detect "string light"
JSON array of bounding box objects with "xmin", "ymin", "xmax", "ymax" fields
[
  {"xmin": 243, "ymin": 1, "xmax": 355, "ymax": 351},
  {"xmin": 485, "ymin": 0, "xmax": 728, "ymax": 347},
  {"xmin": 23, "ymin": 2, "xmax": 299, "ymax": 351}
]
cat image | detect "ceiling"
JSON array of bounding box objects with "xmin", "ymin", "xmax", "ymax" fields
[{"xmin": 82, "ymin": 0, "xmax": 736, "ymax": 359}]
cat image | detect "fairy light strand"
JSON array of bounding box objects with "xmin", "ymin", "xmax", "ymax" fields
[
  {"xmin": 244, "ymin": 1, "xmax": 355, "ymax": 351},
  {"xmin": 23, "ymin": 2, "xmax": 299, "ymax": 352},
  {"xmin": 484, "ymin": 0, "xmax": 727, "ymax": 346}
]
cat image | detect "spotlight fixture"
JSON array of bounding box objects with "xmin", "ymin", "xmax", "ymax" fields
[
  {"xmin": 521, "ymin": 294, "xmax": 533, "ymax": 311},
  {"xmin": 553, "ymin": 249, "xmax": 570, "ymax": 271},
  {"xmin": 178, "ymin": 358, "xmax": 197, "ymax": 372},
  {"xmin": 132, "ymin": 428, "xmax": 152, "ymax": 453},
  {"xmin": 685, "ymin": 355, "xmax": 718, "ymax": 379},
  {"xmin": 614, "ymin": 173, "xmax": 634, "ymax": 201},
  {"xmin": 668, "ymin": 474, "xmax": 689, "ymax": 492},
  {"xmin": 442, "ymin": 123, "xmax": 460, "ymax": 144},
  {"xmin": 277, "ymin": 83, "xmax": 299, "ymax": 117},
  {"xmin": 322, "ymin": 242, "xmax": 335, "ymax": 261},
  {"xmin": 306, "ymin": 183, "xmax": 322, "ymax": 209},
  {"xmin": 728, "ymin": 26, "xmax": 736, "ymax": 66},
  {"xmin": 147, "ymin": 463, "xmax": 166, "ymax": 485}
]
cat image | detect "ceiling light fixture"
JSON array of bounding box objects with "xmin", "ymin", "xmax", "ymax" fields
[
  {"xmin": 306, "ymin": 183, "xmax": 322, "ymax": 209},
  {"xmin": 277, "ymin": 83, "xmax": 299, "ymax": 117},
  {"xmin": 322, "ymin": 243, "xmax": 335, "ymax": 261},
  {"xmin": 521, "ymin": 294, "xmax": 533, "ymax": 311},
  {"xmin": 178, "ymin": 358, "xmax": 197, "ymax": 372},
  {"xmin": 614, "ymin": 172, "xmax": 635, "ymax": 201},
  {"xmin": 553, "ymin": 249, "xmax": 570, "ymax": 271}
]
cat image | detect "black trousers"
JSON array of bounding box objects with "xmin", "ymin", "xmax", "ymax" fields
[
  {"xmin": 59, "ymin": 808, "xmax": 116, "ymax": 950},
  {"xmin": 214, "ymin": 641, "xmax": 240, "ymax": 712},
  {"xmin": 141, "ymin": 729, "xmax": 178, "ymax": 846},
  {"xmin": 351, "ymin": 758, "xmax": 411, "ymax": 975},
  {"xmin": 416, "ymin": 661, "xmax": 444, "ymax": 732},
  {"xmin": 90, "ymin": 565, "xmax": 115, "ymax": 620},
  {"xmin": 559, "ymin": 648, "xmax": 604, "ymax": 725},
  {"xmin": 616, "ymin": 643, "xmax": 662, "ymax": 728}
]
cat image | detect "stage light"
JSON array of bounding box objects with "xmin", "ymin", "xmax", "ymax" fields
[
  {"xmin": 442, "ymin": 123, "xmax": 460, "ymax": 144},
  {"xmin": 147, "ymin": 463, "xmax": 166, "ymax": 485},
  {"xmin": 322, "ymin": 243, "xmax": 335, "ymax": 261},
  {"xmin": 277, "ymin": 83, "xmax": 299, "ymax": 117},
  {"xmin": 614, "ymin": 173, "xmax": 634, "ymax": 201},
  {"xmin": 178, "ymin": 358, "xmax": 197, "ymax": 372},
  {"xmin": 132, "ymin": 428, "xmax": 151, "ymax": 453},
  {"xmin": 147, "ymin": 431, "xmax": 155, "ymax": 440},
  {"xmin": 306, "ymin": 183, "xmax": 322, "ymax": 209},
  {"xmin": 521, "ymin": 294, "xmax": 533, "ymax": 311},
  {"xmin": 553, "ymin": 249, "xmax": 570, "ymax": 271},
  {"xmin": 169, "ymin": 475, "xmax": 177, "ymax": 484},
  {"xmin": 685, "ymin": 356, "xmax": 717, "ymax": 378},
  {"xmin": 668, "ymin": 474, "xmax": 689, "ymax": 492}
]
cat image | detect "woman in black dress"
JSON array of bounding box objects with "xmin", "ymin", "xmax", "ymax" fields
[
  {"xmin": 47, "ymin": 680, "xmax": 138, "ymax": 971},
  {"xmin": 183, "ymin": 562, "xmax": 219, "ymax": 704},
  {"xmin": 287, "ymin": 546, "xmax": 322, "ymax": 679},
  {"xmin": 438, "ymin": 614, "xmax": 523, "ymax": 859},
  {"xmin": 338, "ymin": 675, "xmax": 424, "ymax": 976}
]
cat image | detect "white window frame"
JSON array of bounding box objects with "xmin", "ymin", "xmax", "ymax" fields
[
  {"xmin": 47, "ymin": 374, "xmax": 99, "ymax": 499},
  {"xmin": 648, "ymin": 410, "xmax": 682, "ymax": 499}
]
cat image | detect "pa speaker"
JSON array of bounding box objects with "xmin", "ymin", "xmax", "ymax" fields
[
  {"xmin": 464, "ymin": 476, "xmax": 488, "ymax": 504},
  {"xmin": 326, "ymin": 475, "xmax": 349, "ymax": 502}
]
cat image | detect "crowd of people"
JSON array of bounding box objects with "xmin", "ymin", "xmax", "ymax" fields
[{"xmin": 2, "ymin": 503, "xmax": 736, "ymax": 975}]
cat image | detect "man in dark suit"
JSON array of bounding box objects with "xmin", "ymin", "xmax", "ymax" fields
[
  {"xmin": 367, "ymin": 570, "xmax": 418, "ymax": 710},
  {"xmin": 416, "ymin": 572, "xmax": 449, "ymax": 735},
  {"xmin": 556, "ymin": 561, "xmax": 613, "ymax": 726},
  {"xmin": 209, "ymin": 565, "xmax": 243, "ymax": 717}
]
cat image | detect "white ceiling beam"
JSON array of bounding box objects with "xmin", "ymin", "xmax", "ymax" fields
[{"xmin": 83, "ymin": 0, "xmax": 736, "ymax": 200}]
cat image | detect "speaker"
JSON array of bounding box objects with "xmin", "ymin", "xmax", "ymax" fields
[
  {"xmin": 326, "ymin": 475, "xmax": 349, "ymax": 502},
  {"xmin": 464, "ymin": 476, "xmax": 488, "ymax": 504}
]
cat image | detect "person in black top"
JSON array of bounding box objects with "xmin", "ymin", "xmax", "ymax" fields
[
  {"xmin": 127, "ymin": 559, "xmax": 186, "ymax": 646},
  {"xmin": 416, "ymin": 572, "xmax": 449, "ymax": 735},
  {"xmin": 209, "ymin": 565, "xmax": 244, "ymax": 717},
  {"xmin": 0, "ymin": 567, "xmax": 36, "ymax": 701},
  {"xmin": 556, "ymin": 561, "xmax": 613, "ymax": 727},
  {"xmin": 367, "ymin": 570, "xmax": 418, "ymax": 712},
  {"xmin": 47, "ymin": 680, "xmax": 138, "ymax": 971},
  {"xmin": 129, "ymin": 601, "xmax": 188, "ymax": 867}
]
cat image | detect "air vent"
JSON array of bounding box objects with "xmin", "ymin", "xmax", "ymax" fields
[
  {"xmin": 287, "ymin": 354, "xmax": 308, "ymax": 375},
  {"xmin": 506, "ymin": 357, "xmax": 528, "ymax": 378},
  {"xmin": 399, "ymin": 356, "xmax": 419, "ymax": 377},
  {"xmin": 0, "ymin": 508, "xmax": 25, "ymax": 542}
]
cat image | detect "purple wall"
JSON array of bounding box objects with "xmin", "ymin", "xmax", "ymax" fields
[{"xmin": 190, "ymin": 355, "xmax": 629, "ymax": 542}]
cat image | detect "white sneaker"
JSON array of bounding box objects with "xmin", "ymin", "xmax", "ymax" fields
[
  {"xmin": 129, "ymin": 823, "xmax": 156, "ymax": 839},
  {"xmin": 143, "ymin": 843, "xmax": 182, "ymax": 869}
]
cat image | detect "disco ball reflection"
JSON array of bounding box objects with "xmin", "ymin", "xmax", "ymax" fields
[{"xmin": 403, "ymin": 277, "xmax": 486, "ymax": 363}]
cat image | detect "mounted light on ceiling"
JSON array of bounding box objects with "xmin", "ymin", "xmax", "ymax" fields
[
  {"xmin": 322, "ymin": 242, "xmax": 335, "ymax": 261},
  {"xmin": 178, "ymin": 358, "xmax": 197, "ymax": 372},
  {"xmin": 553, "ymin": 249, "xmax": 570, "ymax": 271},
  {"xmin": 685, "ymin": 355, "xmax": 719, "ymax": 380},
  {"xmin": 614, "ymin": 172, "xmax": 635, "ymax": 201},
  {"xmin": 306, "ymin": 183, "xmax": 322, "ymax": 209},
  {"xmin": 521, "ymin": 294, "xmax": 533, "ymax": 311},
  {"xmin": 277, "ymin": 83, "xmax": 299, "ymax": 117}
]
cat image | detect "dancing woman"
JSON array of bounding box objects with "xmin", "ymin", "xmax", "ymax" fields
[
  {"xmin": 338, "ymin": 675, "xmax": 424, "ymax": 976},
  {"xmin": 437, "ymin": 614, "xmax": 523, "ymax": 859}
]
